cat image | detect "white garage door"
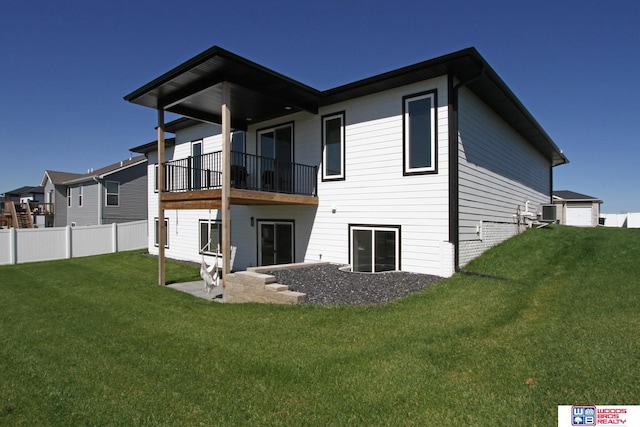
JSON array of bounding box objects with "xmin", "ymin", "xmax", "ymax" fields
[{"xmin": 566, "ymin": 206, "xmax": 592, "ymax": 226}]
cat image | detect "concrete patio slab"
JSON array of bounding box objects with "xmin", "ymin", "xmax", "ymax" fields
[{"xmin": 167, "ymin": 281, "xmax": 223, "ymax": 302}]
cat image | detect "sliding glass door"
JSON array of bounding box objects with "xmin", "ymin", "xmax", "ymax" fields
[
  {"xmin": 258, "ymin": 124, "xmax": 293, "ymax": 192},
  {"xmin": 258, "ymin": 221, "xmax": 294, "ymax": 266}
]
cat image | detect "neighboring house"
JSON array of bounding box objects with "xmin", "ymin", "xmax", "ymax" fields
[
  {"xmin": 4, "ymin": 186, "xmax": 45, "ymax": 204},
  {"xmin": 40, "ymin": 171, "xmax": 85, "ymax": 227},
  {"xmin": 40, "ymin": 156, "xmax": 148, "ymax": 227},
  {"xmin": 3, "ymin": 186, "xmax": 47, "ymax": 227},
  {"xmin": 552, "ymin": 191, "xmax": 602, "ymax": 227},
  {"xmin": 126, "ymin": 46, "xmax": 568, "ymax": 280}
]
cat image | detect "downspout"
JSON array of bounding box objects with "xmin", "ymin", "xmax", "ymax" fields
[
  {"xmin": 448, "ymin": 67, "xmax": 486, "ymax": 276},
  {"xmin": 93, "ymin": 176, "xmax": 102, "ymax": 225}
]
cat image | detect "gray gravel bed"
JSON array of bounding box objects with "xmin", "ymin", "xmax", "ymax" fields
[{"xmin": 262, "ymin": 263, "xmax": 443, "ymax": 306}]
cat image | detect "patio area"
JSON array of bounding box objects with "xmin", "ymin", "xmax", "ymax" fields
[{"xmin": 167, "ymin": 263, "xmax": 443, "ymax": 305}]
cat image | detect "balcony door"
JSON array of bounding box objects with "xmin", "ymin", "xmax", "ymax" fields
[
  {"xmin": 192, "ymin": 141, "xmax": 202, "ymax": 190},
  {"xmin": 258, "ymin": 220, "xmax": 294, "ymax": 266},
  {"xmin": 258, "ymin": 124, "xmax": 293, "ymax": 192}
]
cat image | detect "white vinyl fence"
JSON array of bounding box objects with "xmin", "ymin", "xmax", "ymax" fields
[
  {"xmin": 0, "ymin": 220, "xmax": 148, "ymax": 265},
  {"xmin": 601, "ymin": 213, "xmax": 640, "ymax": 228}
]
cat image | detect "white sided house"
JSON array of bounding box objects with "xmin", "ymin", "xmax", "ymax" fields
[{"xmin": 126, "ymin": 46, "xmax": 567, "ymax": 284}]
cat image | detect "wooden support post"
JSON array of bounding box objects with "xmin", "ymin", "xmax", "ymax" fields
[
  {"xmin": 157, "ymin": 108, "xmax": 166, "ymax": 286},
  {"xmin": 221, "ymin": 81, "xmax": 231, "ymax": 288}
]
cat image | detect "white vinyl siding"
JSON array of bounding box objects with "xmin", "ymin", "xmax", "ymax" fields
[
  {"xmin": 143, "ymin": 77, "xmax": 454, "ymax": 276},
  {"xmin": 457, "ymin": 87, "xmax": 550, "ymax": 265},
  {"xmin": 307, "ymin": 77, "xmax": 451, "ymax": 276}
]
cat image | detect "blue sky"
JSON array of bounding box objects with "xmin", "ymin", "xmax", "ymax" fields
[{"xmin": 1, "ymin": 0, "xmax": 638, "ymax": 212}]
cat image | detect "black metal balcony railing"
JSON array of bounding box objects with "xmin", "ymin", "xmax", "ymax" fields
[{"xmin": 163, "ymin": 151, "xmax": 318, "ymax": 197}]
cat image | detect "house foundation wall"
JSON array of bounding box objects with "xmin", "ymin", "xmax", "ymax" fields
[{"xmin": 458, "ymin": 221, "xmax": 525, "ymax": 267}]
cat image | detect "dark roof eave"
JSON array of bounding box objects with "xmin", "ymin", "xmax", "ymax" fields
[
  {"xmin": 130, "ymin": 137, "xmax": 176, "ymax": 154},
  {"xmin": 124, "ymin": 46, "xmax": 568, "ymax": 166},
  {"xmin": 123, "ymin": 46, "xmax": 321, "ymax": 106}
]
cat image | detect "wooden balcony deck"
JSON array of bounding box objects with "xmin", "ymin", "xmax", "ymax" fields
[
  {"xmin": 161, "ymin": 188, "xmax": 318, "ymax": 210},
  {"xmin": 161, "ymin": 150, "xmax": 318, "ymax": 210}
]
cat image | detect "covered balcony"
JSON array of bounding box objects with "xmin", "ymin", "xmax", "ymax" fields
[
  {"xmin": 124, "ymin": 46, "xmax": 325, "ymax": 284},
  {"xmin": 160, "ymin": 150, "xmax": 318, "ymax": 209}
]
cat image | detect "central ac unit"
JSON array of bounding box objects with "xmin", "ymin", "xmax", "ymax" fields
[{"xmin": 540, "ymin": 204, "xmax": 557, "ymax": 222}]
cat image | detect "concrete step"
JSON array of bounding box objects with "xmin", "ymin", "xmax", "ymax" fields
[{"xmin": 265, "ymin": 283, "xmax": 289, "ymax": 292}]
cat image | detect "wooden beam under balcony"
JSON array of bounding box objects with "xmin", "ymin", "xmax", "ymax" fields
[
  {"xmin": 229, "ymin": 189, "xmax": 318, "ymax": 206},
  {"xmin": 160, "ymin": 188, "xmax": 318, "ymax": 210}
]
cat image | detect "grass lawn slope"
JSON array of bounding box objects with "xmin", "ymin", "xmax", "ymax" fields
[{"xmin": 0, "ymin": 225, "xmax": 638, "ymax": 426}]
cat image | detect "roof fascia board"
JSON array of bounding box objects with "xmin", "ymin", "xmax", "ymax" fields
[
  {"xmin": 474, "ymin": 57, "xmax": 568, "ymax": 166},
  {"xmin": 97, "ymin": 159, "xmax": 147, "ymax": 179},
  {"xmin": 124, "ymin": 46, "xmax": 227, "ymax": 103},
  {"xmin": 320, "ymin": 48, "xmax": 477, "ymax": 101},
  {"xmin": 125, "ymin": 46, "xmax": 567, "ymax": 166},
  {"xmin": 124, "ymin": 46, "xmax": 320, "ymax": 105},
  {"xmin": 40, "ymin": 171, "xmax": 51, "ymax": 187},
  {"xmin": 62, "ymin": 159, "xmax": 147, "ymax": 184}
]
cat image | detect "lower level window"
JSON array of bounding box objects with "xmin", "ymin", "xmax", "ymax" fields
[
  {"xmin": 350, "ymin": 225, "xmax": 400, "ymax": 272},
  {"xmin": 154, "ymin": 218, "xmax": 169, "ymax": 248},
  {"xmin": 200, "ymin": 220, "xmax": 221, "ymax": 255}
]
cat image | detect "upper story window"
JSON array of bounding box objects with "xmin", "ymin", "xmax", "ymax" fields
[
  {"xmin": 322, "ymin": 112, "xmax": 345, "ymax": 181},
  {"xmin": 105, "ymin": 181, "xmax": 119, "ymax": 206},
  {"xmin": 403, "ymin": 91, "xmax": 437, "ymax": 175},
  {"xmin": 78, "ymin": 185, "xmax": 83, "ymax": 207},
  {"xmin": 67, "ymin": 187, "xmax": 71, "ymax": 207}
]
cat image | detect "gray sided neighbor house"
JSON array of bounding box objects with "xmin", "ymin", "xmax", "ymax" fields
[{"xmin": 41, "ymin": 156, "xmax": 148, "ymax": 227}]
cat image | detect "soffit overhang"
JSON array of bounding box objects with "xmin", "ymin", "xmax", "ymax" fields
[{"xmin": 124, "ymin": 46, "xmax": 568, "ymax": 166}]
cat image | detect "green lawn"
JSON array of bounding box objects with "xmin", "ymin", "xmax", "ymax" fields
[{"xmin": 0, "ymin": 225, "xmax": 638, "ymax": 426}]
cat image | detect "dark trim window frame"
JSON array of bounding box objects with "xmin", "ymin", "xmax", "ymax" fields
[
  {"xmin": 256, "ymin": 219, "xmax": 295, "ymax": 267},
  {"xmin": 321, "ymin": 111, "xmax": 346, "ymax": 181},
  {"xmin": 78, "ymin": 185, "xmax": 83, "ymax": 207},
  {"xmin": 403, "ymin": 90, "xmax": 437, "ymax": 175},
  {"xmin": 231, "ymin": 131, "xmax": 246, "ymax": 166},
  {"xmin": 257, "ymin": 122, "xmax": 294, "ymax": 160},
  {"xmin": 199, "ymin": 219, "xmax": 222, "ymax": 255},
  {"xmin": 257, "ymin": 122, "xmax": 295, "ymax": 192},
  {"xmin": 67, "ymin": 187, "xmax": 71, "ymax": 207},
  {"xmin": 105, "ymin": 181, "xmax": 120, "ymax": 207},
  {"xmin": 349, "ymin": 224, "xmax": 401, "ymax": 273},
  {"xmin": 154, "ymin": 217, "xmax": 169, "ymax": 248}
]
